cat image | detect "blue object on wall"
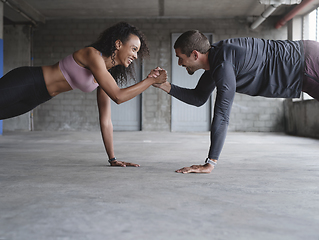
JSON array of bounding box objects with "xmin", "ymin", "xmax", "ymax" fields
[{"xmin": 0, "ymin": 38, "xmax": 3, "ymax": 135}]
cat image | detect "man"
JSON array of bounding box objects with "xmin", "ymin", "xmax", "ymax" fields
[{"xmin": 153, "ymin": 30, "xmax": 319, "ymax": 174}]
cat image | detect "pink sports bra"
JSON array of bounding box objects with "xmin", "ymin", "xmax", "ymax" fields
[{"xmin": 59, "ymin": 54, "xmax": 99, "ymax": 92}]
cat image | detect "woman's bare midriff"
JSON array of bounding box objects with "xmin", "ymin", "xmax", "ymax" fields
[{"xmin": 42, "ymin": 63, "xmax": 73, "ymax": 97}]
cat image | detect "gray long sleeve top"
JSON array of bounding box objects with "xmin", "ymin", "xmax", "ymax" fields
[{"xmin": 169, "ymin": 37, "xmax": 304, "ymax": 160}]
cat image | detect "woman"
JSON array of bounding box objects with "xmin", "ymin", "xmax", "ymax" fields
[{"xmin": 0, "ymin": 22, "xmax": 167, "ymax": 167}]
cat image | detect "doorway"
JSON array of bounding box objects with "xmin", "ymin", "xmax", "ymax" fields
[{"xmin": 171, "ymin": 33, "xmax": 213, "ymax": 131}]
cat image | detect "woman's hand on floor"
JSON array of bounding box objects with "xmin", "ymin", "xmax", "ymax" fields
[
  {"xmin": 109, "ymin": 160, "xmax": 140, "ymax": 167},
  {"xmin": 175, "ymin": 163, "xmax": 214, "ymax": 174}
]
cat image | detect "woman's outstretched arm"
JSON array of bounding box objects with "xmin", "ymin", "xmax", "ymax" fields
[
  {"xmin": 97, "ymin": 87, "xmax": 140, "ymax": 167},
  {"xmin": 85, "ymin": 49, "xmax": 167, "ymax": 104}
]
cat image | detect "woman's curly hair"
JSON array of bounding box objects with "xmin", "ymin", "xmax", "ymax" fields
[{"xmin": 90, "ymin": 22, "xmax": 149, "ymax": 86}]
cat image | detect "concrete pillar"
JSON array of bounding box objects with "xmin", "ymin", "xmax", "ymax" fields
[
  {"xmin": 0, "ymin": 2, "xmax": 3, "ymax": 135},
  {"xmin": 287, "ymin": 16, "xmax": 302, "ymax": 41}
]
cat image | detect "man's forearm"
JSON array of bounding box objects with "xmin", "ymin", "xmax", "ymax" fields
[
  {"xmin": 100, "ymin": 122, "xmax": 115, "ymax": 160},
  {"xmin": 159, "ymin": 81, "xmax": 171, "ymax": 93}
]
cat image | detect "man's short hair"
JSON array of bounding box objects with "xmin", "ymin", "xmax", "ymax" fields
[{"xmin": 174, "ymin": 30, "xmax": 211, "ymax": 57}]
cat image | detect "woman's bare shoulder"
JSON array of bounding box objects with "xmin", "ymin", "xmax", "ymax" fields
[{"xmin": 73, "ymin": 47, "xmax": 102, "ymax": 68}]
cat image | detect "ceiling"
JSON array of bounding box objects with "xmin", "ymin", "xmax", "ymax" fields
[{"xmin": 3, "ymin": 0, "xmax": 319, "ymax": 25}]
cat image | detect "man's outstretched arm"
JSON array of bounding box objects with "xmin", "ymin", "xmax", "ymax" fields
[
  {"xmin": 153, "ymin": 66, "xmax": 236, "ymax": 174},
  {"xmin": 153, "ymin": 70, "xmax": 215, "ymax": 107},
  {"xmin": 173, "ymin": 63, "xmax": 237, "ymax": 174}
]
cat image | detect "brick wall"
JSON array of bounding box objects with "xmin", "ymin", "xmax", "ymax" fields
[
  {"xmin": 2, "ymin": 25, "xmax": 31, "ymax": 131},
  {"xmin": 30, "ymin": 17, "xmax": 287, "ymax": 132},
  {"xmin": 284, "ymin": 99, "xmax": 319, "ymax": 138}
]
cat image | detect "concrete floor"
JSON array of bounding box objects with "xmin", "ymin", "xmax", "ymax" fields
[{"xmin": 0, "ymin": 131, "xmax": 319, "ymax": 240}]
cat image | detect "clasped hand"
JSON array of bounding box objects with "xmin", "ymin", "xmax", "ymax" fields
[{"xmin": 148, "ymin": 67, "xmax": 167, "ymax": 87}]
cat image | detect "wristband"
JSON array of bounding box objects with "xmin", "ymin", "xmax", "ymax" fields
[
  {"xmin": 108, "ymin": 157, "xmax": 116, "ymax": 163},
  {"xmin": 205, "ymin": 158, "xmax": 217, "ymax": 166}
]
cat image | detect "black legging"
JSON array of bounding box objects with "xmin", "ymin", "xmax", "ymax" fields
[{"xmin": 0, "ymin": 67, "xmax": 52, "ymax": 120}]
